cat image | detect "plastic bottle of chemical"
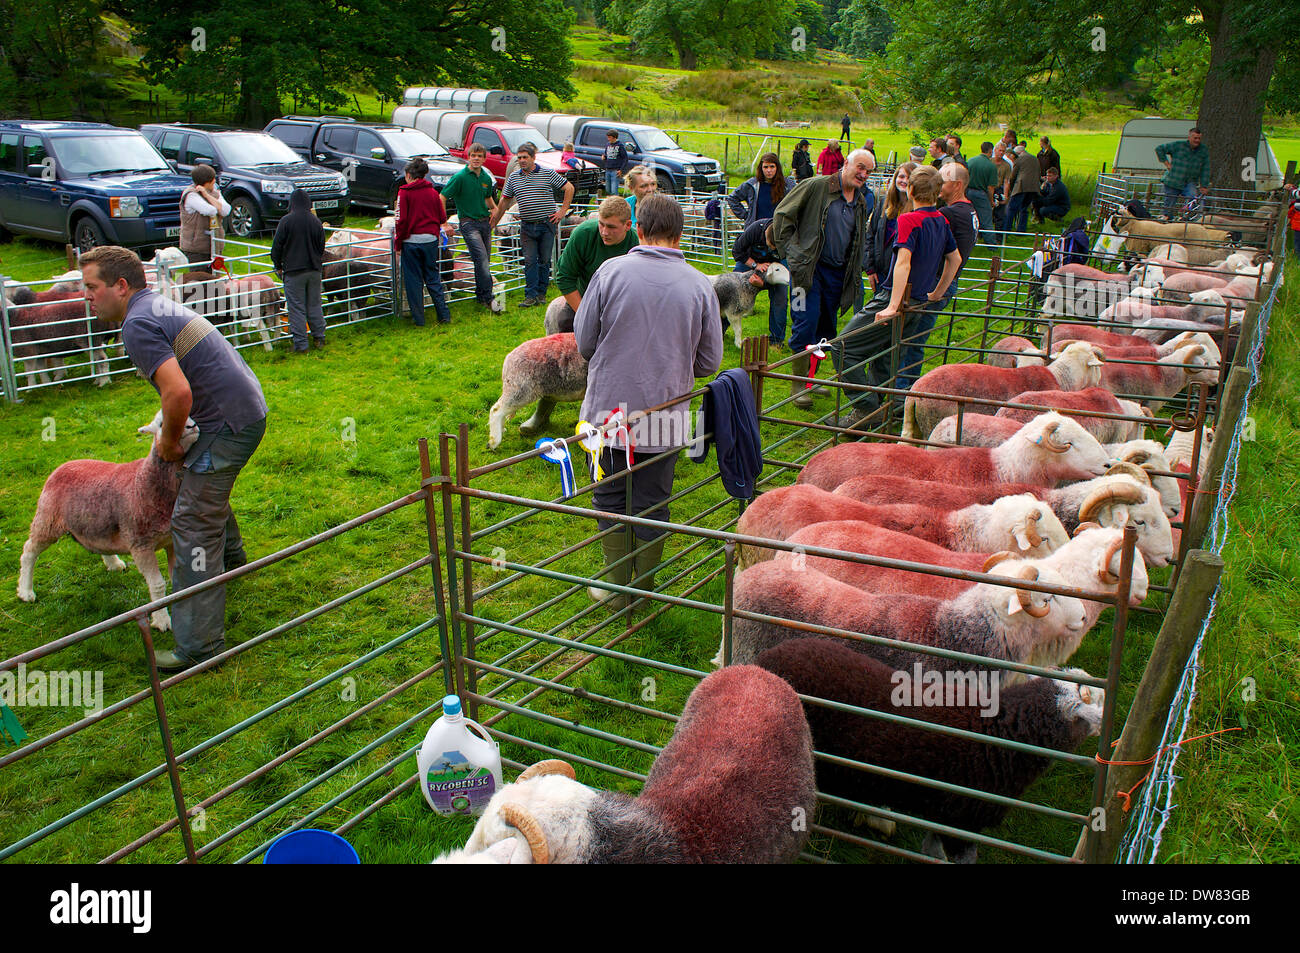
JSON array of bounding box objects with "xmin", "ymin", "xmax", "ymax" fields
[{"xmin": 416, "ymin": 695, "xmax": 503, "ymax": 816}]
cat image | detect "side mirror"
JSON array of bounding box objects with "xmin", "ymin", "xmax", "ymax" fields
[
  {"xmin": 195, "ymin": 157, "xmax": 219, "ymax": 171},
  {"xmin": 370, "ymin": 147, "xmax": 387, "ymax": 161},
  {"xmin": 26, "ymin": 163, "xmax": 47, "ymax": 179}
]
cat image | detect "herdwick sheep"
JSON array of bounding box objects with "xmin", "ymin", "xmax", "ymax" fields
[
  {"xmin": 17, "ymin": 412, "xmax": 200, "ymax": 631},
  {"xmin": 735, "ymin": 485, "xmax": 1065, "ymax": 567},
  {"xmin": 487, "ymin": 334, "xmax": 588, "ymax": 450},
  {"xmin": 1102, "ymin": 290, "xmax": 1227, "ymax": 326},
  {"xmin": 5, "ymin": 286, "xmax": 113, "ymax": 386},
  {"xmin": 1042, "ymin": 266, "xmax": 1133, "ymax": 318},
  {"xmin": 1160, "ymin": 270, "xmax": 1230, "ymax": 297},
  {"xmin": 1103, "ymin": 442, "xmax": 1181, "ymax": 517},
  {"xmin": 1165, "ymin": 426, "xmax": 1212, "ymax": 479},
  {"xmin": 1099, "ymin": 343, "xmax": 1219, "ymax": 413},
  {"xmin": 544, "ymin": 296, "xmax": 575, "ymax": 336},
  {"xmin": 987, "ymin": 336, "xmax": 1045, "ymax": 368},
  {"xmin": 832, "ymin": 467, "xmax": 1174, "ymax": 567},
  {"xmin": 901, "ymin": 342, "xmax": 1105, "ymax": 440},
  {"xmin": 804, "ymin": 413, "xmax": 1111, "ymax": 491},
  {"xmin": 434, "ymin": 666, "xmax": 816, "ymax": 863},
  {"xmin": 224, "ymin": 274, "xmax": 281, "ymax": 351},
  {"xmin": 729, "ymin": 559, "xmax": 1088, "ymax": 678},
  {"xmin": 710, "ymin": 264, "xmax": 791, "ymax": 348},
  {"xmin": 926, "ymin": 389, "xmax": 1148, "ymax": 447},
  {"xmin": 756, "ymin": 637, "xmax": 1104, "ymax": 863},
  {"xmin": 1107, "ymin": 212, "xmax": 1231, "ymax": 264},
  {"xmin": 771, "ymin": 521, "xmax": 1149, "ymax": 632}
]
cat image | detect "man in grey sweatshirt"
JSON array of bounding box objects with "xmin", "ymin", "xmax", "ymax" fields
[{"xmin": 574, "ymin": 192, "xmax": 723, "ymax": 608}]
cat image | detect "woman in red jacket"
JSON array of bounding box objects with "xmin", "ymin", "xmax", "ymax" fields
[
  {"xmin": 394, "ymin": 157, "xmax": 452, "ymax": 326},
  {"xmin": 816, "ymin": 139, "xmax": 846, "ymax": 176}
]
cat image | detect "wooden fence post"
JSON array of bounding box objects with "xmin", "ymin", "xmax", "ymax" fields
[{"xmin": 1078, "ymin": 550, "xmax": 1224, "ymax": 862}]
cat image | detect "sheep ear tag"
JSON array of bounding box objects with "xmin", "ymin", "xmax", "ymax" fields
[{"xmin": 535, "ymin": 439, "xmax": 577, "ymax": 498}]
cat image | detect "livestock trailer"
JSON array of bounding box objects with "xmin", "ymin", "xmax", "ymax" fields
[
  {"xmin": 1113, "ymin": 117, "xmax": 1283, "ymax": 191},
  {"xmin": 401, "ymin": 88, "xmax": 539, "ymax": 123},
  {"xmin": 389, "ymin": 109, "xmax": 508, "ymax": 152},
  {"xmin": 523, "ymin": 113, "xmax": 602, "ymax": 149}
]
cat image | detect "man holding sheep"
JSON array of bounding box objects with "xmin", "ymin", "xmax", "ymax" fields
[{"xmin": 81, "ymin": 246, "xmax": 267, "ymax": 673}]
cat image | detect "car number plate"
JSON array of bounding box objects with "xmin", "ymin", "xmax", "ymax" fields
[{"xmin": 314, "ymin": 200, "xmax": 338, "ymax": 210}]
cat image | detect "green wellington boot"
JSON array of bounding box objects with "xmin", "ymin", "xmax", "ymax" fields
[
  {"xmin": 589, "ymin": 532, "xmax": 634, "ymax": 608},
  {"xmin": 791, "ymin": 353, "xmax": 814, "ymax": 409},
  {"xmin": 629, "ymin": 536, "xmax": 667, "ymax": 613}
]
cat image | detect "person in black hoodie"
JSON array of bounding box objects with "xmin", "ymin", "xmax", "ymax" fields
[
  {"xmin": 791, "ymin": 140, "xmax": 814, "ymax": 181},
  {"xmin": 271, "ymin": 189, "xmax": 326, "ymax": 352}
]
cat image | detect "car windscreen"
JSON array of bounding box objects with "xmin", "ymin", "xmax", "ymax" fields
[
  {"xmin": 49, "ymin": 134, "xmax": 171, "ymax": 176},
  {"xmin": 214, "ymin": 134, "xmax": 303, "ymax": 166},
  {"xmin": 632, "ymin": 128, "xmax": 680, "ymax": 152},
  {"xmin": 500, "ymin": 128, "xmax": 555, "ymax": 154},
  {"xmin": 382, "ymin": 128, "xmax": 451, "ymax": 159}
]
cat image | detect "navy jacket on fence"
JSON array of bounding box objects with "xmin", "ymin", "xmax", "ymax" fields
[{"xmin": 688, "ymin": 368, "xmax": 762, "ymax": 501}]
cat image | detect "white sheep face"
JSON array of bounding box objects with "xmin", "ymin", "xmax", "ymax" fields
[
  {"xmin": 763, "ymin": 263, "xmax": 791, "ymax": 286},
  {"xmin": 1091, "ymin": 487, "xmax": 1174, "ymax": 568},
  {"xmin": 985, "ymin": 563, "xmax": 1088, "ymax": 639},
  {"xmin": 989, "ymin": 494, "xmax": 1068, "ymax": 556},
  {"xmin": 138, "ymin": 411, "xmax": 200, "ymax": 454},
  {"xmin": 1052, "ymin": 527, "xmax": 1151, "ymax": 605},
  {"xmin": 433, "ymin": 774, "xmax": 599, "ymax": 865},
  {"xmin": 1021, "ymin": 413, "xmax": 1111, "ymax": 480},
  {"xmin": 1052, "ymin": 671, "xmax": 1105, "ymax": 736}
]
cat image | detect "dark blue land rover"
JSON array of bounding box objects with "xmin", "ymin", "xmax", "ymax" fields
[
  {"xmin": 141, "ymin": 124, "xmax": 350, "ymax": 237},
  {"xmin": 0, "ymin": 121, "xmax": 192, "ymax": 252}
]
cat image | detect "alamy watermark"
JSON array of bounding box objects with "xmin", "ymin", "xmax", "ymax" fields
[
  {"xmin": 1, "ymin": 664, "xmax": 104, "ymax": 716},
  {"xmin": 890, "ymin": 663, "xmax": 1000, "ymax": 717}
]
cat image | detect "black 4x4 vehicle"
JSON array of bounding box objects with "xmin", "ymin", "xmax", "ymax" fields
[
  {"xmin": 0, "ymin": 120, "xmax": 191, "ymax": 251},
  {"xmin": 264, "ymin": 116, "xmax": 467, "ymax": 211},
  {"xmin": 141, "ymin": 124, "xmax": 350, "ymax": 237}
]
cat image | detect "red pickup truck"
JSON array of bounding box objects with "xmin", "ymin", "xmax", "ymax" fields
[{"xmin": 390, "ymin": 108, "xmax": 601, "ymax": 200}]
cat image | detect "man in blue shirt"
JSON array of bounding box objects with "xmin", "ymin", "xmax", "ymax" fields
[
  {"xmin": 82, "ymin": 245, "xmax": 267, "ymax": 672},
  {"xmin": 831, "ymin": 165, "xmax": 961, "ymax": 432}
]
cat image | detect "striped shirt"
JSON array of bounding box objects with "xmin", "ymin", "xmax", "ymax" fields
[{"xmin": 503, "ymin": 166, "xmax": 568, "ymax": 222}]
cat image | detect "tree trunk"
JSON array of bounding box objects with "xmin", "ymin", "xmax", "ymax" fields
[
  {"xmin": 1197, "ymin": 1, "xmax": 1277, "ymax": 202},
  {"xmin": 667, "ymin": 25, "xmax": 697, "ymax": 70}
]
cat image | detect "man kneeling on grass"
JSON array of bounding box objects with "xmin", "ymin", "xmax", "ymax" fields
[{"xmin": 831, "ymin": 164, "xmax": 961, "ymax": 432}]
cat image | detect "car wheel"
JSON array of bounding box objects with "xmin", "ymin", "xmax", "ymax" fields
[
  {"xmin": 73, "ymin": 217, "xmax": 107, "ymax": 253},
  {"xmin": 228, "ymin": 197, "xmax": 262, "ymax": 238},
  {"xmin": 655, "ymin": 173, "xmax": 677, "ymax": 195}
]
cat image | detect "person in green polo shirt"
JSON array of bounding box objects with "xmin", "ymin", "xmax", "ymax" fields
[
  {"xmin": 965, "ymin": 141, "xmax": 999, "ymax": 245},
  {"xmin": 439, "ymin": 142, "xmax": 502, "ymax": 312},
  {"xmin": 544, "ymin": 195, "xmax": 638, "ymax": 334}
]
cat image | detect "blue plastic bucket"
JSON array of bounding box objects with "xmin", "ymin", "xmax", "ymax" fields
[{"xmin": 264, "ymin": 829, "xmax": 360, "ymax": 864}]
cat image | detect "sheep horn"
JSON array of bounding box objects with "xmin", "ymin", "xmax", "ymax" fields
[
  {"xmin": 499, "ymin": 803, "xmax": 551, "ymax": 864},
  {"xmin": 1104, "ymin": 462, "xmax": 1151, "ymax": 486},
  {"xmin": 1120, "ymin": 448, "xmax": 1150, "ymax": 465},
  {"xmin": 982, "ymin": 551, "xmax": 1018, "ymax": 573},
  {"xmin": 517, "ymin": 759, "xmax": 577, "ymax": 782},
  {"xmin": 1099, "ymin": 537, "xmax": 1126, "ymax": 585},
  {"xmin": 1072, "ymin": 521, "xmax": 1103, "ymax": 537},
  {"xmin": 1024, "ymin": 511, "xmax": 1043, "ymax": 548},
  {"xmin": 1078, "ymin": 483, "xmax": 1147, "ymax": 524},
  {"xmin": 1017, "ymin": 566, "xmax": 1052, "ymax": 618},
  {"xmin": 1041, "ymin": 421, "xmax": 1071, "ymax": 453}
]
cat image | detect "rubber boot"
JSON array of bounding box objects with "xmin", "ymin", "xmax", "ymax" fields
[
  {"xmin": 791, "ymin": 353, "xmax": 814, "ymax": 409},
  {"xmin": 588, "ymin": 531, "xmax": 633, "ymax": 607},
  {"xmin": 629, "ymin": 535, "xmax": 667, "ymax": 614}
]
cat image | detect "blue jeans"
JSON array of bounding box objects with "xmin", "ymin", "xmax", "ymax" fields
[
  {"xmin": 520, "ymin": 220, "xmax": 557, "ymax": 300},
  {"xmin": 791, "ymin": 260, "xmax": 847, "ymax": 353},
  {"xmin": 1006, "ymin": 193, "xmax": 1032, "ymax": 233},
  {"xmin": 401, "ymin": 241, "xmax": 451, "ymax": 325},
  {"xmin": 967, "ymin": 189, "xmax": 997, "ymax": 245},
  {"xmin": 733, "ymin": 260, "xmax": 789, "ymax": 342},
  {"xmin": 1162, "ymin": 182, "xmax": 1196, "ymax": 218},
  {"xmin": 897, "ymin": 292, "xmax": 951, "ymax": 392},
  {"xmin": 458, "ymin": 218, "xmax": 494, "ymax": 304},
  {"xmin": 605, "ymin": 170, "xmax": 620, "ymax": 195}
]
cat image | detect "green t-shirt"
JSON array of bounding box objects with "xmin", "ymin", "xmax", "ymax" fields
[
  {"xmin": 555, "ymin": 218, "xmax": 638, "ymax": 295},
  {"xmin": 967, "ymin": 153, "xmax": 998, "ymax": 192},
  {"xmin": 440, "ymin": 166, "xmax": 497, "ymax": 220}
]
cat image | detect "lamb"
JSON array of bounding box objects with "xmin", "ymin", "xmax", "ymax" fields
[
  {"xmin": 17, "ymin": 412, "xmax": 200, "ymax": 631},
  {"xmin": 710, "ymin": 264, "xmax": 791, "ymax": 348},
  {"xmin": 1108, "ymin": 212, "xmax": 1231, "ymax": 263},
  {"xmin": 756, "ymin": 637, "xmax": 1104, "ymax": 863},
  {"xmin": 730, "ymin": 558, "xmax": 1089, "ymax": 677},
  {"xmin": 6, "ymin": 286, "xmax": 112, "ymax": 386},
  {"xmin": 926, "ymin": 389, "xmax": 1148, "ymax": 446},
  {"xmin": 223, "ymin": 273, "xmax": 281, "ymax": 351},
  {"xmin": 734, "ymin": 485, "xmax": 1065, "ymax": 567},
  {"xmin": 1099, "ymin": 343, "xmax": 1219, "ymax": 412},
  {"xmin": 434, "ymin": 665, "xmax": 816, "ymax": 863},
  {"xmin": 806, "ymin": 413, "xmax": 1109, "ymax": 492},
  {"xmin": 544, "ymin": 295, "xmax": 575, "ymax": 335},
  {"xmin": 487, "ymin": 334, "xmax": 588, "ymax": 450},
  {"xmin": 901, "ymin": 342, "xmax": 1105, "ymax": 440},
  {"xmin": 321, "ymin": 248, "xmax": 380, "ymax": 320}
]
